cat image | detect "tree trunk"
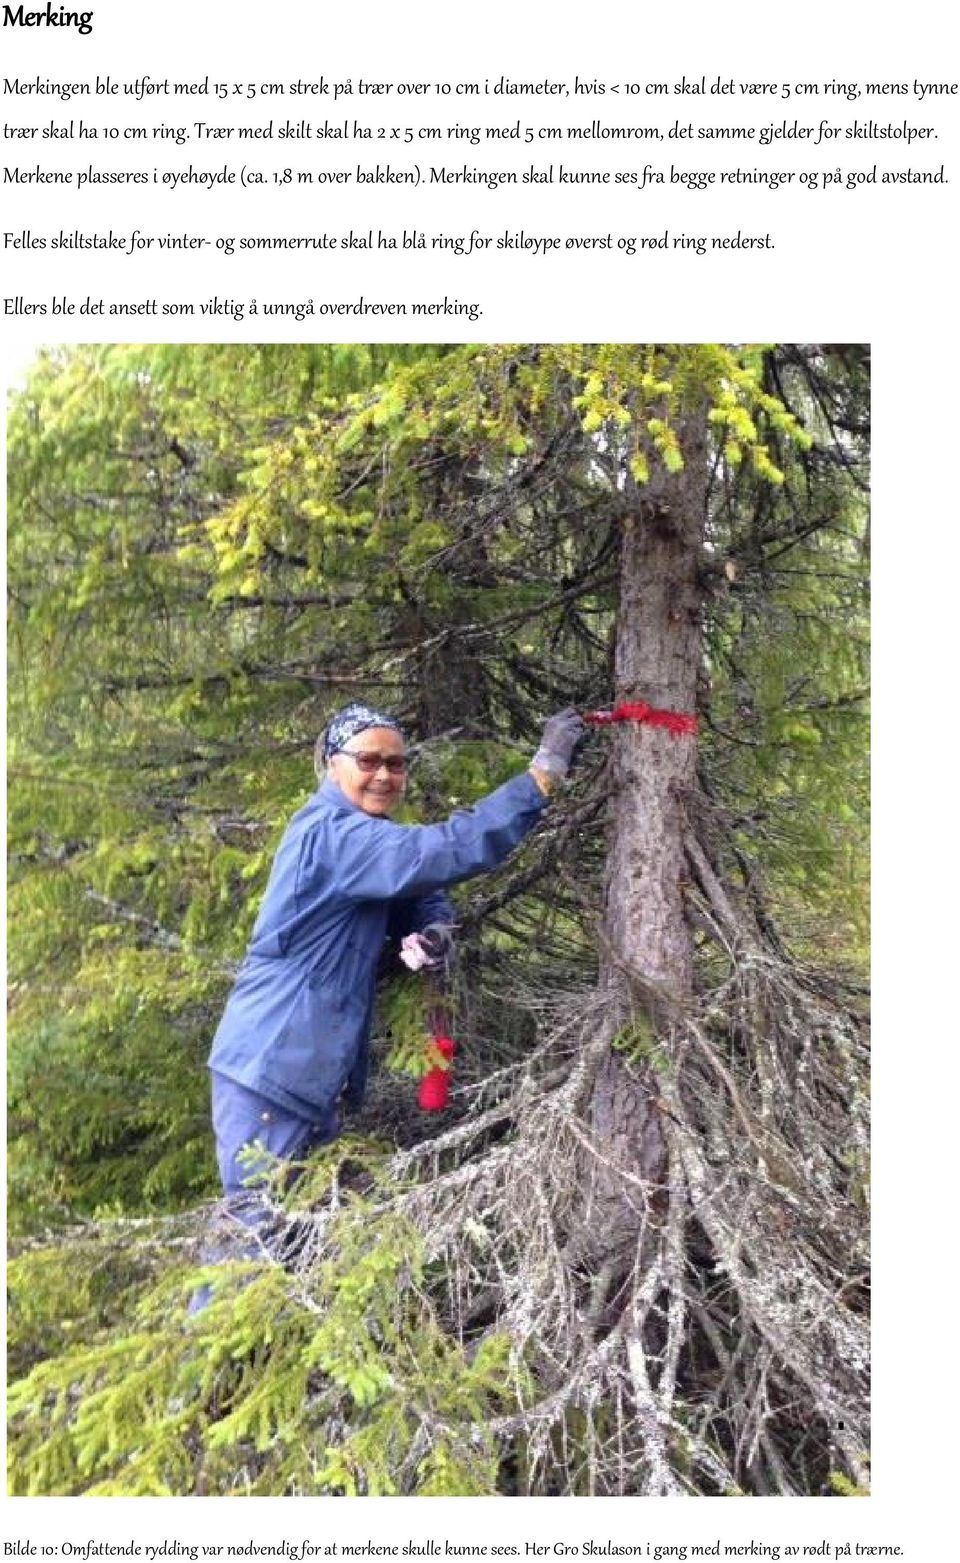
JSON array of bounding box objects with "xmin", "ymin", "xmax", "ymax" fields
[{"xmin": 580, "ymin": 419, "xmax": 708, "ymax": 1260}]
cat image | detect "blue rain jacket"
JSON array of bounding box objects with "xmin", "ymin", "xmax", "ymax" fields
[{"xmin": 208, "ymin": 770, "xmax": 548, "ymax": 1121}]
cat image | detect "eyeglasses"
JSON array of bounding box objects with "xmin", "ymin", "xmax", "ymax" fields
[{"xmin": 331, "ymin": 748, "xmax": 408, "ymax": 776}]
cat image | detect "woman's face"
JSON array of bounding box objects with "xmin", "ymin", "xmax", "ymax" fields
[{"xmin": 327, "ymin": 727, "xmax": 408, "ymax": 817}]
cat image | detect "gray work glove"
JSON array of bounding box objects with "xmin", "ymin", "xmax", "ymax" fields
[{"xmin": 533, "ymin": 707, "xmax": 587, "ymax": 778}]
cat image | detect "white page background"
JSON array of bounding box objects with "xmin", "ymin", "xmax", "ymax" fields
[{"xmin": 2, "ymin": 0, "xmax": 956, "ymax": 1553}]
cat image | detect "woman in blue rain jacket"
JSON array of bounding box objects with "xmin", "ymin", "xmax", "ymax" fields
[{"xmin": 206, "ymin": 702, "xmax": 585, "ymax": 1203}]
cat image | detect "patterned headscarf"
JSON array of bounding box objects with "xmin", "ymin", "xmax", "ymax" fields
[{"xmin": 320, "ymin": 702, "xmax": 404, "ymax": 765}]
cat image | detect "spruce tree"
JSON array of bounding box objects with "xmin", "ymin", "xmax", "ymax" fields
[{"xmin": 7, "ymin": 344, "xmax": 868, "ymax": 1495}]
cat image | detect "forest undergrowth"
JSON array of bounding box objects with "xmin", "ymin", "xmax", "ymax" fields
[{"xmin": 8, "ymin": 859, "xmax": 869, "ymax": 1498}]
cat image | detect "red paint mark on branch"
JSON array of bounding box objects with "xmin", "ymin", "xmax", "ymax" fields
[{"xmin": 418, "ymin": 1035, "xmax": 456, "ymax": 1112}]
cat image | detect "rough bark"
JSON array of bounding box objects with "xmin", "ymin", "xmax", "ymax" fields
[{"xmin": 583, "ymin": 419, "xmax": 708, "ymax": 1253}]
